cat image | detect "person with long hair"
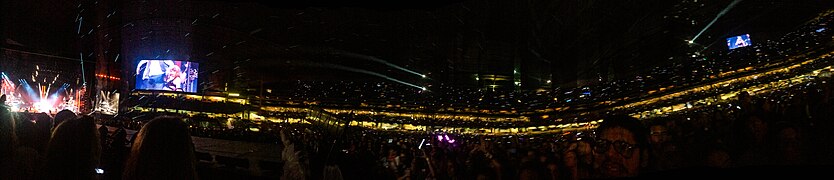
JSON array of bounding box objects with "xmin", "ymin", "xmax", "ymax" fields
[
  {"xmin": 43, "ymin": 115, "xmax": 101, "ymax": 180},
  {"xmin": 163, "ymin": 65, "xmax": 184, "ymax": 92},
  {"xmin": 32, "ymin": 113, "xmax": 53, "ymax": 153},
  {"xmin": 0, "ymin": 102, "xmax": 18, "ymax": 178},
  {"xmin": 52, "ymin": 109, "xmax": 77, "ymax": 131},
  {"xmin": 123, "ymin": 117, "xmax": 197, "ymax": 180}
]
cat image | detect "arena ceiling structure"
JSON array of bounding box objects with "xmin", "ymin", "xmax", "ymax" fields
[{"xmin": 4, "ymin": 0, "xmax": 834, "ymax": 91}]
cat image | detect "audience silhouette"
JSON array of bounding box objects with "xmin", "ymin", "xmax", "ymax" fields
[
  {"xmin": 43, "ymin": 116, "xmax": 101, "ymax": 180},
  {"xmin": 123, "ymin": 117, "xmax": 198, "ymax": 180}
]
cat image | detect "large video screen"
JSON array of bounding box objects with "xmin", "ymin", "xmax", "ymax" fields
[
  {"xmin": 135, "ymin": 60, "xmax": 198, "ymax": 93},
  {"xmin": 726, "ymin": 34, "xmax": 752, "ymax": 50}
]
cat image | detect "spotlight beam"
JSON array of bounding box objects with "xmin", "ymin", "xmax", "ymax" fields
[
  {"xmin": 329, "ymin": 49, "xmax": 426, "ymax": 78},
  {"xmin": 313, "ymin": 62, "xmax": 425, "ymax": 90},
  {"xmin": 20, "ymin": 79, "xmax": 39, "ymax": 102},
  {"xmin": 80, "ymin": 52, "xmax": 87, "ymax": 84},
  {"xmin": 691, "ymin": 0, "xmax": 743, "ymax": 43}
]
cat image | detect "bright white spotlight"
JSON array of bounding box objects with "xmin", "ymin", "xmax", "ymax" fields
[
  {"xmin": 421, "ymin": 87, "xmax": 427, "ymax": 91},
  {"xmin": 688, "ymin": 40, "xmax": 694, "ymax": 44},
  {"xmin": 35, "ymin": 100, "xmax": 51, "ymax": 113},
  {"xmin": 421, "ymin": 74, "xmax": 426, "ymax": 78},
  {"xmin": 10, "ymin": 104, "xmax": 20, "ymax": 112}
]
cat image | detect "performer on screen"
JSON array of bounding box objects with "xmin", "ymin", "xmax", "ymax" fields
[
  {"xmin": 163, "ymin": 65, "xmax": 184, "ymax": 91},
  {"xmin": 137, "ymin": 60, "xmax": 176, "ymax": 90},
  {"xmin": 735, "ymin": 37, "xmax": 749, "ymax": 47}
]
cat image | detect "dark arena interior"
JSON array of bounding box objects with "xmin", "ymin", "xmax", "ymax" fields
[{"xmin": 5, "ymin": 0, "xmax": 834, "ymax": 179}]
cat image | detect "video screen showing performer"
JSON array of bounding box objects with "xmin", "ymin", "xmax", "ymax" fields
[{"xmin": 135, "ymin": 60, "xmax": 199, "ymax": 93}]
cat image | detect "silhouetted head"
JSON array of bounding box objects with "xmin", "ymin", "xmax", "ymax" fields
[
  {"xmin": 123, "ymin": 116, "xmax": 197, "ymax": 180},
  {"xmin": 52, "ymin": 109, "xmax": 77, "ymax": 130},
  {"xmin": 15, "ymin": 118, "xmax": 36, "ymax": 149},
  {"xmin": 772, "ymin": 121, "xmax": 803, "ymax": 165},
  {"xmin": 44, "ymin": 115, "xmax": 101, "ymax": 180},
  {"xmin": 33, "ymin": 112, "xmax": 53, "ymax": 131}
]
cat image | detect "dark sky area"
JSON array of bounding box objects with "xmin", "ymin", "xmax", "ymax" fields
[{"xmin": 3, "ymin": 0, "xmax": 834, "ymax": 86}]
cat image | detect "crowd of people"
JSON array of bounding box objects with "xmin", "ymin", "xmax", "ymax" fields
[
  {"xmin": 333, "ymin": 113, "xmax": 529, "ymax": 129},
  {"xmin": 0, "ymin": 95, "xmax": 199, "ymax": 180},
  {"xmin": 122, "ymin": 95, "xmax": 248, "ymax": 114},
  {"xmin": 265, "ymin": 9, "xmax": 834, "ymax": 120},
  {"xmin": 5, "ymin": 76, "xmax": 834, "ymax": 179},
  {"xmin": 274, "ymin": 75, "xmax": 834, "ymax": 179},
  {"xmin": 115, "ymin": 10, "xmax": 834, "ymax": 133},
  {"xmin": 2, "ymin": 6, "xmax": 833, "ymax": 180}
]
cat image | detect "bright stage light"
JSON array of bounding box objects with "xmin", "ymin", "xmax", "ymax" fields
[
  {"xmin": 4, "ymin": 73, "xmax": 80, "ymax": 114},
  {"xmin": 688, "ymin": 40, "xmax": 694, "ymax": 44},
  {"xmin": 35, "ymin": 100, "xmax": 51, "ymax": 113},
  {"xmin": 10, "ymin": 104, "xmax": 20, "ymax": 112}
]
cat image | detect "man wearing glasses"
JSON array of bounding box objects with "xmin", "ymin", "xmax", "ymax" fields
[{"xmin": 592, "ymin": 115, "xmax": 649, "ymax": 178}]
